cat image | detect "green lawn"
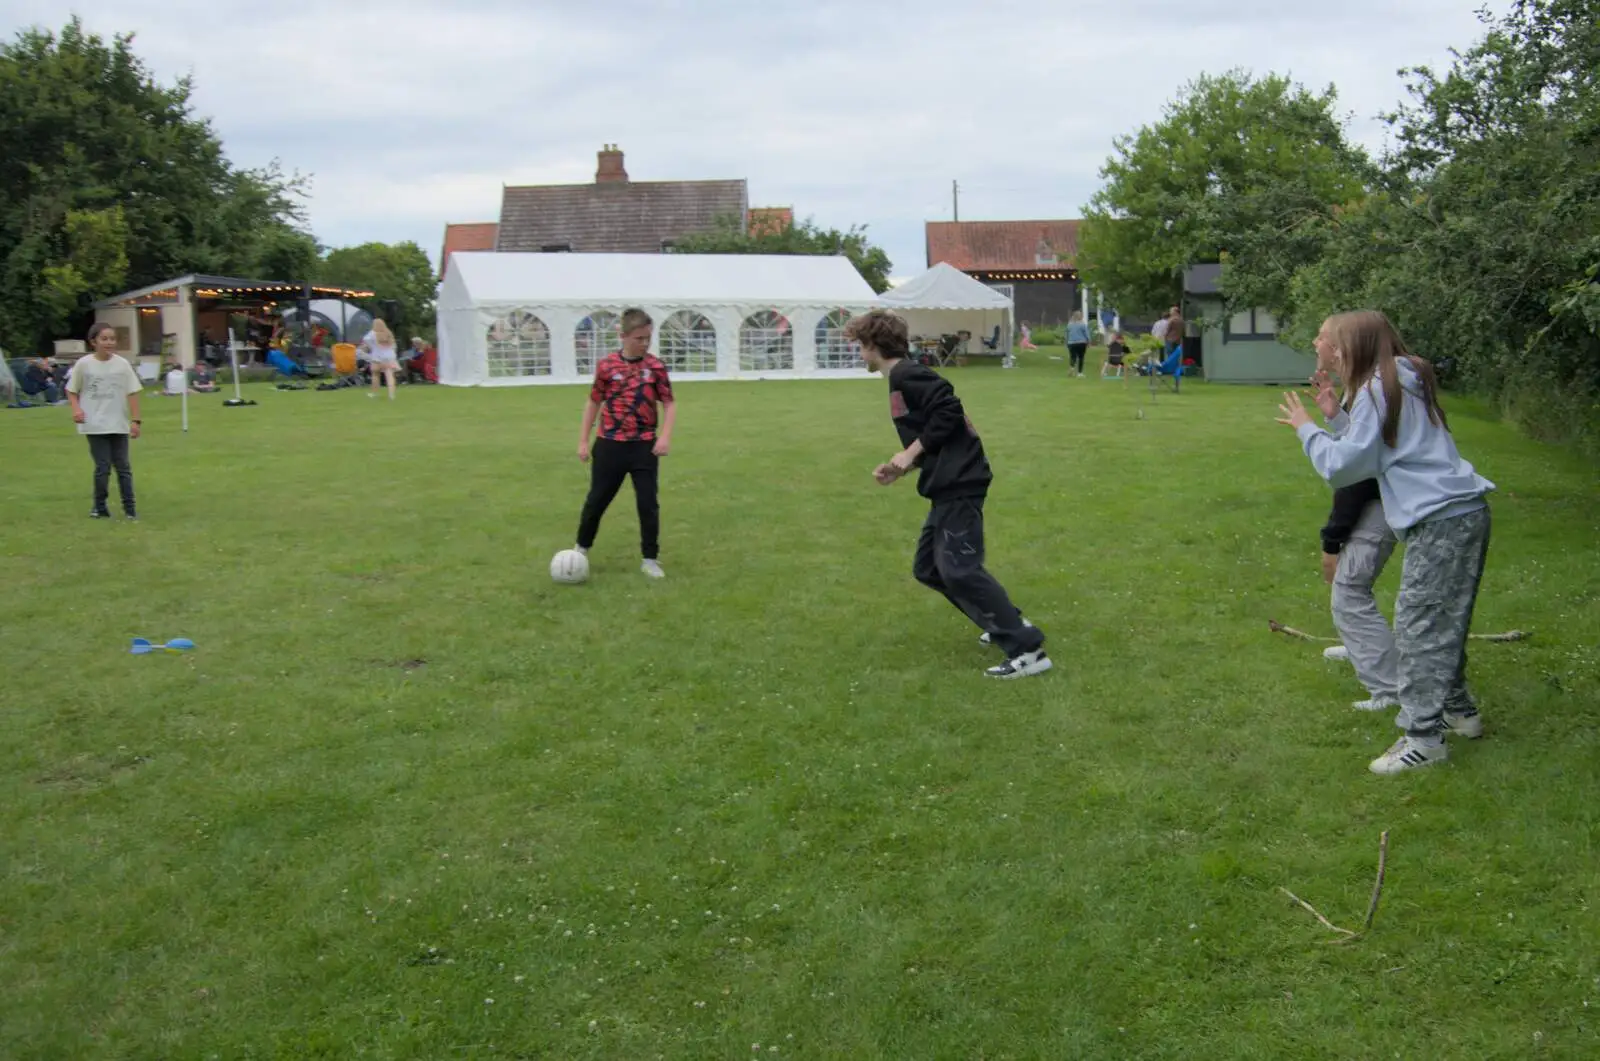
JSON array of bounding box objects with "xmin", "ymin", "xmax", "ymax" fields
[{"xmin": 2, "ymin": 350, "xmax": 1597, "ymax": 1060}]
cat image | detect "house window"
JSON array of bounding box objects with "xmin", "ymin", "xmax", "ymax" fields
[
  {"xmin": 486, "ymin": 311, "xmax": 552, "ymax": 377},
  {"xmin": 541, "ymin": 242, "xmax": 572, "ymax": 253},
  {"xmin": 739, "ymin": 309, "xmax": 793, "ymax": 371},
  {"xmin": 659, "ymin": 310, "xmax": 717, "ymax": 373},
  {"xmin": 575, "ymin": 310, "xmax": 621, "ymax": 376},
  {"xmin": 814, "ymin": 309, "xmax": 859, "ymax": 370},
  {"xmin": 1224, "ymin": 308, "xmax": 1279, "ymax": 342}
]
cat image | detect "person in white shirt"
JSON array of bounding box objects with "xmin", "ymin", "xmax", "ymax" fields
[
  {"xmin": 163, "ymin": 365, "xmax": 188, "ymax": 396},
  {"xmin": 1278, "ymin": 310, "xmax": 1494, "ymax": 776},
  {"xmin": 360, "ymin": 318, "xmax": 400, "ymax": 400},
  {"xmin": 67, "ymin": 323, "xmax": 144, "ymax": 520}
]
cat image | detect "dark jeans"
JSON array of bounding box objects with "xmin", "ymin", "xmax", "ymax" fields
[
  {"xmin": 88, "ymin": 433, "xmax": 135, "ymax": 514},
  {"xmin": 576, "ymin": 438, "xmax": 660, "ymax": 559},
  {"xmin": 914, "ymin": 497, "xmax": 1044, "ymax": 657},
  {"xmin": 1067, "ymin": 342, "xmax": 1088, "ymax": 373}
]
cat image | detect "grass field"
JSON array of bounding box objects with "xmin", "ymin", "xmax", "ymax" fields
[{"xmin": 2, "ymin": 348, "xmax": 1597, "ymax": 1059}]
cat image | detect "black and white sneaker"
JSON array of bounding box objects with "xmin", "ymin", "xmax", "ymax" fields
[
  {"xmin": 89, "ymin": 508, "xmax": 111, "ymax": 519},
  {"xmin": 985, "ymin": 650, "xmax": 1052, "ymax": 679},
  {"xmin": 978, "ymin": 617, "xmax": 1033, "ymax": 646}
]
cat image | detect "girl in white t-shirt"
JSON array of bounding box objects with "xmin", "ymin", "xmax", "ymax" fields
[
  {"xmin": 361, "ymin": 318, "xmax": 400, "ymax": 400},
  {"xmin": 66, "ymin": 323, "xmax": 144, "ymax": 519}
]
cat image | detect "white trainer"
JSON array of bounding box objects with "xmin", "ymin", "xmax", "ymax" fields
[
  {"xmin": 985, "ymin": 650, "xmax": 1052, "ymax": 680},
  {"xmin": 1323, "ymin": 645, "xmax": 1351, "ymax": 662},
  {"xmin": 1369, "ymin": 736, "xmax": 1447, "ymax": 775},
  {"xmin": 641, "ymin": 559, "xmax": 665, "ymax": 579},
  {"xmin": 1444, "ymin": 710, "xmax": 1484, "ymax": 739}
]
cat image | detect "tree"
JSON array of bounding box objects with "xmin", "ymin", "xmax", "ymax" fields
[
  {"xmin": 318, "ymin": 242, "xmax": 438, "ymax": 339},
  {"xmin": 0, "ymin": 18, "xmax": 314, "ymax": 352},
  {"xmin": 1076, "ymin": 72, "xmax": 1373, "ymax": 319},
  {"xmin": 1268, "ymin": 0, "xmax": 1600, "ymax": 448},
  {"xmin": 39, "ymin": 206, "xmax": 130, "ymax": 332},
  {"xmin": 670, "ymin": 216, "xmax": 894, "ymax": 293}
]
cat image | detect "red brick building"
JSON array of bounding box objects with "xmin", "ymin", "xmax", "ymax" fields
[{"xmin": 925, "ymin": 219, "xmax": 1081, "ymax": 328}]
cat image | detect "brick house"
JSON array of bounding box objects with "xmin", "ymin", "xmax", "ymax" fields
[
  {"xmin": 924, "ymin": 220, "xmax": 1082, "ymax": 328},
  {"xmin": 440, "ymin": 146, "xmax": 792, "ymax": 276}
]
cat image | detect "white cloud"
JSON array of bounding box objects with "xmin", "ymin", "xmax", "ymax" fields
[{"xmin": 3, "ymin": 0, "xmax": 1510, "ymax": 273}]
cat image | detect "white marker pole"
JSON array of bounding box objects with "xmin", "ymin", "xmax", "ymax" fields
[{"xmin": 229, "ymin": 329, "xmax": 244, "ymax": 403}]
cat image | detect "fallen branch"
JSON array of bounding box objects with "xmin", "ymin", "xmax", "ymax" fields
[
  {"xmin": 1268, "ymin": 619, "xmax": 1530, "ymax": 644},
  {"xmin": 1279, "ymin": 887, "xmax": 1357, "ymax": 938},
  {"xmin": 1282, "ymin": 830, "xmax": 1391, "ymax": 945},
  {"xmin": 1359, "ymin": 831, "xmax": 1390, "ymax": 935}
]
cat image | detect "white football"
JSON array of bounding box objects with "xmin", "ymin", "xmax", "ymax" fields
[{"xmin": 550, "ymin": 549, "xmax": 590, "ymax": 584}]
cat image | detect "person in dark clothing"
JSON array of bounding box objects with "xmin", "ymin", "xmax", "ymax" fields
[
  {"xmin": 22, "ymin": 358, "xmax": 63, "ymax": 403},
  {"xmin": 846, "ymin": 308, "xmax": 1050, "ymax": 680}
]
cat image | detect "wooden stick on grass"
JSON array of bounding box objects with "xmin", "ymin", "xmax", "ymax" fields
[
  {"xmin": 1282, "ymin": 830, "xmax": 1391, "ymax": 945},
  {"xmin": 1268, "ymin": 619, "xmax": 1530, "ymax": 644}
]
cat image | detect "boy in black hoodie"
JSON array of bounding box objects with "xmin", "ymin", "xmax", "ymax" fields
[{"xmin": 846, "ymin": 309, "xmax": 1050, "ymax": 679}]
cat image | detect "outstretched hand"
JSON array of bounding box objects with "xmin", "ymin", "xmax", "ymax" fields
[
  {"xmin": 1276, "ymin": 390, "xmax": 1314, "ymax": 429},
  {"xmin": 1309, "ymin": 369, "xmax": 1340, "ymax": 419}
]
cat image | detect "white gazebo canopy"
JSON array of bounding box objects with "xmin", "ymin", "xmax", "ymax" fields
[
  {"xmin": 437, "ymin": 252, "xmax": 878, "ymax": 385},
  {"xmin": 875, "ymin": 262, "xmax": 1014, "ymax": 355}
]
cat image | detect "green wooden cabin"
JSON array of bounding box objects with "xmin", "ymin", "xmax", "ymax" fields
[{"xmin": 1184, "ymin": 265, "xmax": 1315, "ymax": 384}]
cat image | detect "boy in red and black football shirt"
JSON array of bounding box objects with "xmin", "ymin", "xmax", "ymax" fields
[
  {"xmin": 573, "ymin": 308, "xmax": 677, "ymax": 578},
  {"xmin": 846, "ymin": 308, "xmax": 1050, "ymax": 679}
]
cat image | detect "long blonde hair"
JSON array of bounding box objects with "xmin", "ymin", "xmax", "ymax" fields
[
  {"xmin": 371, "ymin": 319, "xmax": 395, "ymax": 347},
  {"xmin": 1326, "ymin": 310, "xmax": 1448, "ymax": 448}
]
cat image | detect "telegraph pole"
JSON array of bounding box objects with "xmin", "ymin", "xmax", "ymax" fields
[{"xmin": 952, "ymin": 180, "xmax": 959, "ymax": 222}]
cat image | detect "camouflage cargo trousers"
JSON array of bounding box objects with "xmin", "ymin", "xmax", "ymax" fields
[{"xmin": 1394, "ymin": 505, "xmax": 1492, "ymax": 738}]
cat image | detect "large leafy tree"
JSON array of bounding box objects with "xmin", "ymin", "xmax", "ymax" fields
[
  {"xmin": 670, "ymin": 216, "xmax": 894, "ymax": 293},
  {"xmin": 1269, "ymin": 0, "xmax": 1599, "ymax": 448},
  {"xmin": 1076, "ymin": 72, "xmax": 1373, "ymax": 319},
  {"xmin": 318, "ymin": 242, "xmax": 438, "ymax": 339},
  {"xmin": 0, "ymin": 18, "xmax": 314, "ymax": 353}
]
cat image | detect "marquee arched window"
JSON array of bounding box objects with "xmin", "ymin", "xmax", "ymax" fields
[
  {"xmin": 739, "ymin": 309, "xmax": 793, "ymax": 371},
  {"xmin": 659, "ymin": 311, "xmax": 717, "ymax": 374},
  {"xmin": 814, "ymin": 309, "xmax": 859, "ymax": 370},
  {"xmin": 486, "ymin": 311, "xmax": 551, "ymax": 377},
  {"xmin": 575, "ymin": 310, "xmax": 621, "ymax": 376}
]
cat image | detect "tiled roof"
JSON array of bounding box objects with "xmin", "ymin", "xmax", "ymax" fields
[
  {"xmin": 748, "ymin": 207, "xmax": 793, "ymax": 237},
  {"xmin": 496, "ymin": 179, "xmax": 748, "ymax": 253},
  {"xmin": 925, "ymin": 220, "xmax": 1082, "ymax": 272},
  {"xmin": 440, "ymin": 223, "xmax": 499, "ymax": 277}
]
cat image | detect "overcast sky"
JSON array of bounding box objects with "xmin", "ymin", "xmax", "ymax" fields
[{"xmin": 6, "ymin": 1, "xmax": 1506, "ymax": 278}]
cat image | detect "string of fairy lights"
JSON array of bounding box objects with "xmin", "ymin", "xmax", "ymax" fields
[{"xmin": 108, "ymin": 282, "xmax": 376, "ymax": 309}]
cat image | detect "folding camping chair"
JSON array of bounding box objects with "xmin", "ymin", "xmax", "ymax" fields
[
  {"xmin": 1137, "ymin": 346, "xmax": 1185, "ymax": 393},
  {"xmin": 320, "ymin": 342, "xmax": 366, "ymax": 389}
]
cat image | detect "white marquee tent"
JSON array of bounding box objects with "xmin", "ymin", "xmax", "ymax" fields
[
  {"xmin": 437, "ymin": 252, "xmax": 878, "ymax": 386},
  {"xmin": 875, "ymin": 262, "xmax": 1013, "ymax": 356}
]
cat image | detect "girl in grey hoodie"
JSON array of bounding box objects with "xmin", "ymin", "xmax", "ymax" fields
[{"xmin": 1279, "ymin": 310, "xmax": 1494, "ymax": 776}]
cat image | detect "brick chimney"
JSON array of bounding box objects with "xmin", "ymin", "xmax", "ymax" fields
[{"xmin": 596, "ymin": 144, "xmax": 628, "ymax": 184}]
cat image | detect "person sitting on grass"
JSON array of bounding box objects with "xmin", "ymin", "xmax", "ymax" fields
[
  {"xmin": 22, "ymin": 357, "xmax": 64, "ymax": 404},
  {"xmin": 191, "ymin": 360, "xmax": 219, "ymax": 393}
]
